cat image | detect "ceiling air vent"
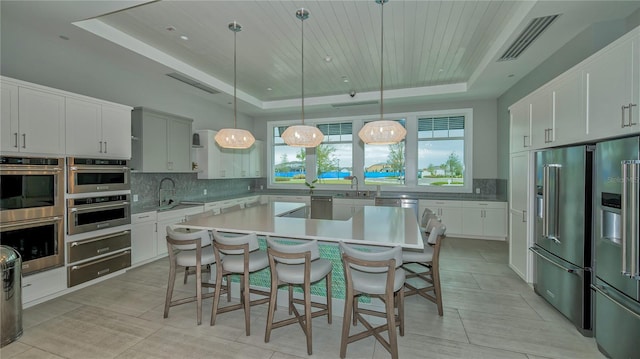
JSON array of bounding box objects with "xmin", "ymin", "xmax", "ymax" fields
[
  {"xmin": 166, "ymin": 72, "xmax": 220, "ymax": 95},
  {"xmin": 331, "ymin": 100, "xmax": 378, "ymax": 108},
  {"xmin": 498, "ymin": 14, "xmax": 560, "ymax": 61}
]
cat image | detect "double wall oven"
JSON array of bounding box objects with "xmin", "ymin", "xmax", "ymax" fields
[
  {"xmin": 0, "ymin": 156, "xmax": 65, "ymax": 275},
  {"xmin": 65, "ymin": 157, "xmax": 132, "ymax": 287}
]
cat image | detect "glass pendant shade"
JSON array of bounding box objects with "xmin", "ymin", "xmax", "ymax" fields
[
  {"xmin": 358, "ymin": 120, "xmax": 407, "ymax": 145},
  {"xmin": 215, "ymin": 21, "xmax": 255, "ymax": 150},
  {"xmin": 214, "ymin": 128, "xmax": 255, "ymax": 149},
  {"xmin": 281, "ymin": 125, "xmax": 323, "ymax": 148},
  {"xmin": 358, "ymin": 0, "xmax": 406, "ymax": 145},
  {"xmin": 283, "ymin": 8, "xmax": 324, "ymax": 148}
]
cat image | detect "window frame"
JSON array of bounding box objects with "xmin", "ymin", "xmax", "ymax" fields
[{"xmin": 267, "ymin": 108, "xmax": 473, "ymax": 193}]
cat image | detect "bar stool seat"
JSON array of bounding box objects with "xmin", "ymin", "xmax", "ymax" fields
[
  {"xmin": 265, "ymin": 238, "xmax": 332, "ymax": 355},
  {"xmin": 349, "ymin": 269, "xmax": 405, "ymax": 295},
  {"xmin": 164, "ymin": 226, "xmax": 216, "ymax": 325},
  {"xmin": 220, "ymin": 250, "xmax": 269, "ymax": 273}
]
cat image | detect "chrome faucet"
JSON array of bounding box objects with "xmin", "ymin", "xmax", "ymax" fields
[
  {"xmin": 350, "ymin": 176, "xmax": 359, "ymax": 194},
  {"xmin": 158, "ymin": 177, "xmax": 176, "ymax": 206}
]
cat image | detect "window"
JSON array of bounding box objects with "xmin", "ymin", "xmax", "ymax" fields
[
  {"xmin": 364, "ymin": 119, "xmax": 406, "ymax": 186},
  {"xmin": 417, "ymin": 116, "xmax": 465, "ymax": 187},
  {"xmin": 315, "ymin": 123, "xmax": 353, "ymax": 185},
  {"xmin": 272, "ymin": 126, "xmax": 306, "ymax": 184}
]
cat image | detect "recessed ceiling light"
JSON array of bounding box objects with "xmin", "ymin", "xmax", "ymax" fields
[
  {"xmin": 438, "ymin": 68, "xmax": 444, "ymax": 72},
  {"xmin": 267, "ymin": 87, "xmax": 273, "ymax": 91},
  {"xmin": 342, "ymin": 77, "xmax": 349, "ymax": 83},
  {"xmin": 180, "ymin": 35, "xmax": 189, "ymax": 40},
  {"xmin": 324, "ymin": 56, "xmax": 332, "ymax": 62}
]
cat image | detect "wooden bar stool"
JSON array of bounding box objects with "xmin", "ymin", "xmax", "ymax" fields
[
  {"xmin": 402, "ymin": 222, "xmax": 447, "ymax": 315},
  {"xmin": 210, "ymin": 231, "xmax": 270, "ymax": 335},
  {"xmin": 339, "ymin": 243, "xmax": 405, "ymax": 359},
  {"xmin": 264, "ymin": 238, "xmax": 332, "ymax": 355},
  {"xmin": 164, "ymin": 226, "xmax": 216, "ymax": 325}
]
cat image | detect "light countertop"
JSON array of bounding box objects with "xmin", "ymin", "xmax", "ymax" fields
[{"xmin": 178, "ymin": 202, "xmax": 423, "ymax": 250}]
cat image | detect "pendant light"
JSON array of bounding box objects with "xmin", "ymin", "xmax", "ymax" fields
[
  {"xmin": 281, "ymin": 8, "xmax": 324, "ymax": 148},
  {"xmin": 215, "ymin": 21, "xmax": 256, "ymax": 149},
  {"xmin": 358, "ymin": 0, "xmax": 406, "ymax": 145}
]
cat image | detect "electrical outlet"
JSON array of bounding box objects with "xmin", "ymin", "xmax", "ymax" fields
[
  {"xmin": 247, "ymin": 185, "xmax": 251, "ymax": 190},
  {"xmin": 203, "ymin": 189, "xmax": 207, "ymax": 195},
  {"xmin": 475, "ymin": 188, "xmax": 480, "ymax": 194},
  {"xmin": 133, "ymin": 194, "xmax": 139, "ymax": 202}
]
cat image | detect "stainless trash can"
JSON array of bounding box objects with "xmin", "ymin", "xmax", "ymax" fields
[{"xmin": 1, "ymin": 245, "xmax": 23, "ymax": 347}]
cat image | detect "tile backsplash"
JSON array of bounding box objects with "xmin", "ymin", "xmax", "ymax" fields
[{"xmin": 131, "ymin": 172, "xmax": 257, "ymax": 209}]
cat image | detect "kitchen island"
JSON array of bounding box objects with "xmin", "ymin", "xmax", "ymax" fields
[{"xmin": 179, "ymin": 201, "xmax": 423, "ymax": 250}]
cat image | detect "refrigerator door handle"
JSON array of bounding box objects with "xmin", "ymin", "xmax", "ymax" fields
[
  {"xmin": 529, "ymin": 247, "xmax": 576, "ymax": 274},
  {"xmin": 621, "ymin": 160, "xmax": 640, "ymax": 279},
  {"xmin": 543, "ymin": 164, "xmax": 561, "ymax": 243},
  {"xmin": 592, "ymin": 284, "xmax": 640, "ymax": 320}
]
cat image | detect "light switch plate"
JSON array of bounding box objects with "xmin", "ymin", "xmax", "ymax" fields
[
  {"xmin": 133, "ymin": 194, "xmax": 139, "ymax": 202},
  {"xmin": 475, "ymin": 188, "xmax": 480, "ymax": 194},
  {"xmin": 203, "ymin": 189, "xmax": 207, "ymax": 195}
]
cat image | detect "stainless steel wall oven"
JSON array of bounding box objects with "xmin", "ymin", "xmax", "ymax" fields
[
  {"xmin": 67, "ymin": 194, "xmax": 130, "ymax": 235},
  {"xmin": 0, "ymin": 156, "xmax": 64, "ymax": 222},
  {"xmin": 67, "ymin": 157, "xmax": 130, "ymax": 194},
  {"xmin": 0, "ymin": 216, "xmax": 64, "ymax": 275}
]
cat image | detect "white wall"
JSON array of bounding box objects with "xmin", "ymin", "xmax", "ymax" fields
[{"xmin": 254, "ymin": 99, "xmax": 499, "ymax": 179}]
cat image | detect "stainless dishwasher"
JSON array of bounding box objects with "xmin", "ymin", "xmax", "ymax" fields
[{"xmin": 375, "ymin": 196, "xmax": 419, "ymax": 219}]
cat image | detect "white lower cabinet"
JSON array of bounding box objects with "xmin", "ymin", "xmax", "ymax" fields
[
  {"xmin": 420, "ymin": 200, "xmax": 463, "ymax": 236},
  {"xmin": 268, "ymin": 195, "xmax": 310, "ymax": 205},
  {"xmin": 131, "ymin": 211, "xmax": 157, "ymax": 265},
  {"xmin": 461, "ymin": 202, "xmax": 507, "ymax": 239},
  {"xmin": 22, "ymin": 267, "xmax": 66, "ymax": 307}
]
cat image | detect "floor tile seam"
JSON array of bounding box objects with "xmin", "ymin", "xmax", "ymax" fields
[
  {"xmin": 60, "ymin": 303, "xmax": 164, "ymax": 335},
  {"xmin": 440, "ymin": 285, "xmax": 534, "ymax": 300},
  {"xmin": 22, "ymin": 300, "xmax": 85, "ymax": 330},
  {"xmin": 456, "ymin": 308, "xmax": 472, "ymax": 345},
  {"xmin": 518, "ymin": 293, "xmax": 552, "ymax": 322},
  {"xmin": 464, "ymin": 335, "xmax": 596, "ymax": 359},
  {"xmin": 454, "ymin": 307, "xmax": 552, "ymax": 324},
  {"xmin": 1, "ymin": 342, "xmax": 35, "ymax": 359}
]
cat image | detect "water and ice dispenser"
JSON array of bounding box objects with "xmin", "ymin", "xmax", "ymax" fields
[{"xmin": 600, "ymin": 192, "xmax": 622, "ymax": 244}]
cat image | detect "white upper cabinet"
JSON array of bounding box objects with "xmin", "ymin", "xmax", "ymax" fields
[
  {"xmin": 529, "ymin": 88, "xmax": 553, "ymax": 149},
  {"xmin": 509, "ymin": 99, "xmax": 531, "ymax": 153},
  {"xmin": 584, "ymin": 33, "xmax": 639, "ymax": 138},
  {"xmin": 197, "ymin": 130, "xmax": 263, "ymax": 179},
  {"xmin": 550, "ymin": 70, "xmax": 586, "ymax": 146},
  {"xmin": 65, "ymin": 97, "xmax": 131, "ymax": 159},
  {"xmin": 0, "ymin": 83, "xmax": 65, "ymax": 155},
  {"xmin": 131, "ymin": 107, "xmax": 193, "ymax": 172}
]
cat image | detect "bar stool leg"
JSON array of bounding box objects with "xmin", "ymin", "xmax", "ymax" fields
[
  {"xmin": 164, "ymin": 258, "xmax": 177, "ymax": 319},
  {"xmin": 210, "ymin": 267, "xmax": 224, "ymax": 326},
  {"xmin": 340, "ymin": 288, "xmax": 354, "ymax": 358},
  {"xmin": 326, "ymin": 272, "xmax": 332, "ymax": 324},
  {"xmin": 288, "ymin": 285, "xmax": 294, "ymax": 315},
  {"xmin": 398, "ymin": 289, "xmax": 405, "ymax": 336},
  {"xmin": 264, "ymin": 279, "xmax": 279, "ymax": 343},
  {"xmin": 386, "ymin": 289, "xmax": 399, "ymax": 359},
  {"xmin": 243, "ymin": 273, "xmax": 251, "ymax": 336},
  {"xmin": 196, "ymin": 263, "xmax": 202, "ymax": 325}
]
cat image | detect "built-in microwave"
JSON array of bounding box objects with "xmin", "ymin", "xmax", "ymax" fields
[
  {"xmin": 0, "ymin": 216, "xmax": 64, "ymax": 275},
  {"xmin": 67, "ymin": 194, "xmax": 131, "ymax": 235},
  {"xmin": 0, "ymin": 156, "xmax": 64, "ymax": 223},
  {"xmin": 67, "ymin": 157, "xmax": 130, "ymax": 194}
]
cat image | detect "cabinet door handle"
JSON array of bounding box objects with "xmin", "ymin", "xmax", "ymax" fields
[
  {"xmin": 622, "ymin": 104, "xmax": 629, "ymax": 127},
  {"xmin": 523, "ymin": 135, "xmax": 529, "ymax": 148},
  {"xmin": 522, "ymin": 210, "xmax": 527, "ymax": 223},
  {"xmin": 629, "ymin": 103, "xmax": 637, "ymax": 126},
  {"xmin": 104, "ymin": 141, "xmax": 108, "ymax": 153},
  {"xmin": 13, "ymin": 132, "xmax": 18, "ymax": 148},
  {"xmin": 22, "ymin": 133, "xmax": 26, "ymax": 148},
  {"xmin": 99, "ymin": 141, "xmax": 103, "ymax": 153}
]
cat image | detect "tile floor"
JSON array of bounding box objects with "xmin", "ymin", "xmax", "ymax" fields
[{"xmin": 1, "ymin": 237, "xmax": 606, "ymax": 359}]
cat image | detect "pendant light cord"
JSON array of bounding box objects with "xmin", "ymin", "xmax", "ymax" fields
[
  {"xmin": 233, "ymin": 26, "xmax": 238, "ymax": 129},
  {"xmin": 380, "ymin": 1, "xmax": 384, "ymax": 121},
  {"xmin": 301, "ymin": 15, "xmax": 305, "ymax": 125}
]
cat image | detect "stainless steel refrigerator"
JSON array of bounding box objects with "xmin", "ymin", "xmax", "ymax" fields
[
  {"xmin": 592, "ymin": 135, "xmax": 640, "ymax": 359},
  {"xmin": 531, "ymin": 145, "xmax": 593, "ymax": 336}
]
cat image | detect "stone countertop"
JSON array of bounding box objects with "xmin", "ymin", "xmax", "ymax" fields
[{"xmin": 177, "ymin": 201, "xmax": 424, "ymax": 250}]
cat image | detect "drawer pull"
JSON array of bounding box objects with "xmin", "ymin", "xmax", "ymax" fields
[{"xmin": 96, "ymin": 247, "xmax": 110, "ymax": 254}]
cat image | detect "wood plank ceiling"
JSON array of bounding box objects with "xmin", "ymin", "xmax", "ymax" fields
[{"xmin": 98, "ymin": 1, "xmax": 519, "ymax": 102}]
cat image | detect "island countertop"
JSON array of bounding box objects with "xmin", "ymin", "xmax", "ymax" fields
[{"xmin": 179, "ymin": 202, "xmax": 423, "ymax": 250}]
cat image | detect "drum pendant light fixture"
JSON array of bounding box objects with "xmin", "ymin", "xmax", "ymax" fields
[
  {"xmin": 215, "ymin": 21, "xmax": 255, "ymax": 149},
  {"xmin": 281, "ymin": 8, "xmax": 324, "ymax": 148},
  {"xmin": 358, "ymin": 0, "xmax": 406, "ymax": 145}
]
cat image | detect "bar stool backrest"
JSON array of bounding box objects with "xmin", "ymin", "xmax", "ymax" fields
[
  {"xmin": 426, "ymin": 223, "xmax": 447, "ymax": 245},
  {"xmin": 266, "ymin": 238, "xmax": 320, "ymax": 264},
  {"xmin": 166, "ymin": 226, "xmax": 211, "ymax": 250},
  {"xmin": 339, "ymin": 243, "xmax": 402, "ymax": 273},
  {"xmin": 212, "ymin": 232, "xmax": 259, "ymax": 254}
]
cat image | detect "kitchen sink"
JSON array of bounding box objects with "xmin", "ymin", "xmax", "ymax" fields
[{"xmin": 335, "ymin": 191, "xmax": 372, "ymax": 198}]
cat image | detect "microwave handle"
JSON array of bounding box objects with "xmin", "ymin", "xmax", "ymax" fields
[
  {"xmin": 69, "ymin": 166, "xmax": 130, "ymax": 172},
  {"xmin": 70, "ymin": 202, "xmax": 130, "ymax": 213}
]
